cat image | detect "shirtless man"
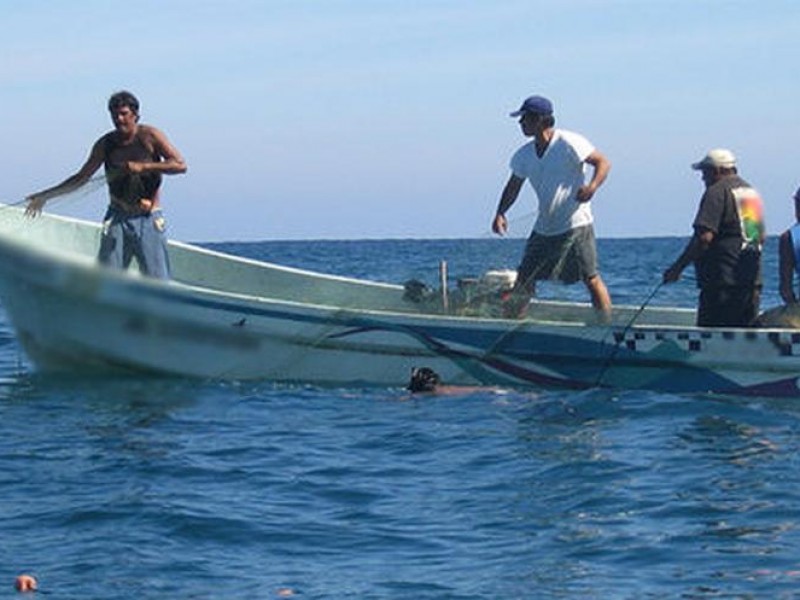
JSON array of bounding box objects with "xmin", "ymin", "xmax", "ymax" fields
[{"xmin": 26, "ymin": 90, "xmax": 187, "ymax": 279}]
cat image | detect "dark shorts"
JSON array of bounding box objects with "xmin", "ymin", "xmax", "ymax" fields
[
  {"xmin": 516, "ymin": 225, "xmax": 599, "ymax": 291},
  {"xmin": 697, "ymin": 286, "xmax": 760, "ymax": 327}
]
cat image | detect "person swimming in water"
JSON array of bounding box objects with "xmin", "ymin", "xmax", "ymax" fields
[
  {"xmin": 407, "ymin": 367, "xmax": 442, "ymax": 393},
  {"xmin": 406, "ymin": 367, "xmax": 510, "ymax": 396}
]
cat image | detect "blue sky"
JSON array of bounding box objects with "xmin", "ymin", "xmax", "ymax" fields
[{"xmin": 2, "ymin": 0, "xmax": 798, "ymax": 242}]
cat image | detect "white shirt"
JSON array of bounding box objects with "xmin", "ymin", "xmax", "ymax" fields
[{"xmin": 510, "ymin": 128, "xmax": 595, "ymax": 236}]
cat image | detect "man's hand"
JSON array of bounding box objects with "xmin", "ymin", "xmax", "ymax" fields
[
  {"xmin": 24, "ymin": 195, "xmax": 46, "ymax": 218},
  {"xmin": 124, "ymin": 161, "xmax": 146, "ymax": 174},
  {"xmin": 576, "ymin": 184, "xmax": 596, "ymax": 203},
  {"xmin": 492, "ymin": 213, "xmax": 508, "ymax": 235},
  {"xmin": 662, "ymin": 264, "xmax": 682, "ymax": 284}
]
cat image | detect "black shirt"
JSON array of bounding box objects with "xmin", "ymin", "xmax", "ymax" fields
[
  {"xmin": 692, "ymin": 174, "xmax": 764, "ymax": 288},
  {"xmin": 103, "ymin": 132, "xmax": 162, "ymax": 209}
]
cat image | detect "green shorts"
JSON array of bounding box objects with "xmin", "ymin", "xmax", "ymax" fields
[{"xmin": 515, "ymin": 225, "xmax": 599, "ymax": 291}]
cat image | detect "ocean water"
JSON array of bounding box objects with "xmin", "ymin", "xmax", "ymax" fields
[{"xmin": 3, "ymin": 237, "xmax": 800, "ymax": 599}]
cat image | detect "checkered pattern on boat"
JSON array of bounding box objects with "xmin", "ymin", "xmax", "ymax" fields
[{"xmin": 611, "ymin": 329, "xmax": 800, "ymax": 355}]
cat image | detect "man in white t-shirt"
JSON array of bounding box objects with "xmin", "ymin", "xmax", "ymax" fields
[{"xmin": 491, "ymin": 95, "xmax": 612, "ymax": 319}]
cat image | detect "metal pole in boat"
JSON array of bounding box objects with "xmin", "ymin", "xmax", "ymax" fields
[{"xmin": 439, "ymin": 260, "xmax": 449, "ymax": 312}]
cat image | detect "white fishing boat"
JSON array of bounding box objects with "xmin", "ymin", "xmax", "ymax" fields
[{"xmin": 0, "ymin": 203, "xmax": 798, "ymax": 397}]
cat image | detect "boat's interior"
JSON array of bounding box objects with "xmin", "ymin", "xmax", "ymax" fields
[{"xmin": 0, "ymin": 204, "xmax": 698, "ymax": 328}]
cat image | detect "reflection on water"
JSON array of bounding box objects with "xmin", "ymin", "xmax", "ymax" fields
[{"xmin": 680, "ymin": 414, "xmax": 780, "ymax": 465}]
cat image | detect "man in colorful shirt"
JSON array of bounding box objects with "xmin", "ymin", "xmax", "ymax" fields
[{"xmin": 663, "ymin": 148, "xmax": 765, "ymax": 327}]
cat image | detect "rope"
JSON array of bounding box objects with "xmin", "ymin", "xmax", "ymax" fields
[
  {"xmin": 0, "ymin": 174, "xmax": 108, "ymax": 214},
  {"xmin": 476, "ymin": 209, "xmax": 537, "ymax": 240},
  {"xmin": 0, "ymin": 174, "xmax": 108, "ymax": 243},
  {"xmin": 0, "ymin": 197, "xmax": 29, "ymax": 209},
  {"xmin": 434, "ymin": 219, "xmax": 583, "ymax": 386},
  {"xmin": 593, "ymin": 280, "xmax": 665, "ymax": 388}
]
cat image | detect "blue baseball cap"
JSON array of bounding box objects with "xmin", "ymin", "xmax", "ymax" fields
[{"xmin": 509, "ymin": 95, "xmax": 553, "ymax": 117}]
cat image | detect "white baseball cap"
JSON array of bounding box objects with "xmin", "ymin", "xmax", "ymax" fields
[{"xmin": 692, "ymin": 148, "xmax": 736, "ymax": 170}]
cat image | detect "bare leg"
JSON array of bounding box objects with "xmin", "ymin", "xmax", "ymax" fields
[
  {"xmin": 585, "ymin": 274, "xmax": 612, "ymax": 315},
  {"xmin": 502, "ymin": 281, "xmax": 535, "ymax": 319}
]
